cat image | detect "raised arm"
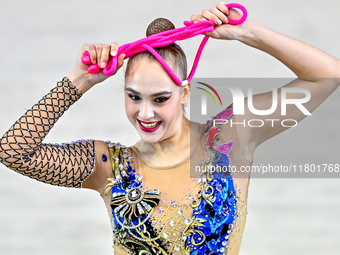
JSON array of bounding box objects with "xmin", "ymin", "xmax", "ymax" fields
[
  {"xmin": 0, "ymin": 77, "xmax": 95, "ymax": 187},
  {"xmin": 191, "ymin": 2, "xmax": 340, "ymax": 161},
  {"xmin": 0, "ymin": 43, "xmax": 125, "ymax": 191},
  {"xmin": 234, "ymin": 20, "xmax": 340, "ymax": 161}
]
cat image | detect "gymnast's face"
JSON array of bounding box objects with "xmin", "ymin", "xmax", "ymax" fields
[{"xmin": 124, "ymin": 57, "xmax": 189, "ymax": 144}]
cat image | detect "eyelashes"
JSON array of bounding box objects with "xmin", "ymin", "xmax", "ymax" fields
[
  {"xmin": 128, "ymin": 94, "xmax": 171, "ymax": 103},
  {"xmin": 128, "ymin": 94, "xmax": 141, "ymax": 101},
  {"xmin": 155, "ymin": 96, "xmax": 170, "ymax": 103}
]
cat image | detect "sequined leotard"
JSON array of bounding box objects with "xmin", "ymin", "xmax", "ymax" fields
[{"xmin": 0, "ymin": 78, "xmax": 253, "ymax": 255}]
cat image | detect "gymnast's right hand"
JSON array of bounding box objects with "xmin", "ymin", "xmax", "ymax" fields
[{"xmin": 66, "ymin": 43, "xmax": 126, "ymax": 94}]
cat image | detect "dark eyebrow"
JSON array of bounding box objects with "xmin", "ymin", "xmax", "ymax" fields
[
  {"xmin": 151, "ymin": 91, "xmax": 172, "ymax": 97},
  {"xmin": 125, "ymin": 87, "xmax": 172, "ymax": 97}
]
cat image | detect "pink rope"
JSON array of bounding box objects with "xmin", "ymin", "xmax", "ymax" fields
[{"xmin": 82, "ymin": 3, "xmax": 247, "ymax": 86}]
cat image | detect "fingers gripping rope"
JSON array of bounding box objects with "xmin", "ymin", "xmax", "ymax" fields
[{"xmin": 81, "ymin": 3, "xmax": 247, "ymax": 85}]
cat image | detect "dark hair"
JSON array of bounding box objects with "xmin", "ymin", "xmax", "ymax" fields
[{"xmin": 125, "ymin": 18, "xmax": 187, "ymax": 81}]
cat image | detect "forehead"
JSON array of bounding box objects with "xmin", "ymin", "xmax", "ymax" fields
[{"xmin": 125, "ymin": 58, "xmax": 179, "ymax": 93}]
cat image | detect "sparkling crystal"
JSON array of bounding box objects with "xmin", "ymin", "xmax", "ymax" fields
[
  {"xmin": 171, "ymin": 201, "xmax": 177, "ymax": 207},
  {"xmin": 194, "ymin": 208, "xmax": 202, "ymax": 215},
  {"xmin": 216, "ymin": 108, "xmax": 233, "ymax": 120},
  {"xmin": 141, "ymin": 201, "xmax": 152, "ymax": 212},
  {"xmin": 137, "ymin": 203, "xmax": 145, "ymax": 215},
  {"xmin": 169, "ymin": 220, "xmax": 175, "ymax": 227},
  {"xmin": 222, "ymin": 206, "xmax": 229, "ymax": 216},
  {"xmin": 213, "ymin": 142, "xmax": 233, "ymax": 155},
  {"xmin": 177, "ymin": 209, "xmax": 183, "ymax": 215},
  {"xmin": 128, "ymin": 173, "xmax": 135, "ymax": 180},
  {"xmin": 102, "ymin": 154, "xmax": 107, "ymax": 162},
  {"xmin": 158, "ymin": 207, "xmax": 164, "ymax": 213},
  {"xmin": 206, "ymin": 126, "xmax": 221, "ymax": 144}
]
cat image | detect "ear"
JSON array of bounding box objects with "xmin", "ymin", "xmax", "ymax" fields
[{"xmin": 181, "ymin": 83, "xmax": 190, "ymax": 104}]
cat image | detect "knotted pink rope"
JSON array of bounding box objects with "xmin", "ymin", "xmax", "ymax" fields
[{"xmin": 82, "ymin": 3, "xmax": 247, "ymax": 86}]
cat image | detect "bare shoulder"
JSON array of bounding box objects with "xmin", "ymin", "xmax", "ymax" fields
[{"xmin": 82, "ymin": 140, "xmax": 114, "ymax": 195}]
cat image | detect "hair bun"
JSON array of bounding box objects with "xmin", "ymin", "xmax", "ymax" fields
[{"xmin": 146, "ymin": 18, "xmax": 175, "ymax": 37}]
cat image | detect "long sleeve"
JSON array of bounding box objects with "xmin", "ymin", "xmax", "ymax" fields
[{"xmin": 0, "ymin": 77, "xmax": 96, "ymax": 188}]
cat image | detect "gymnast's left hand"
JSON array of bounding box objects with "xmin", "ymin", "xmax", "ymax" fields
[{"xmin": 190, "ymin": 2, "xmax": 248, "ymax": 40}]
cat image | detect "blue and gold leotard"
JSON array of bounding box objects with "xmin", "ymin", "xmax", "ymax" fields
[{"xmin": 104, "ymin": 104, "xmax": 252, "ymax": 255}]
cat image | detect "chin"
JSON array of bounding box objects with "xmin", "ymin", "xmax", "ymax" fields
[
  {"xmin": 135, "ymin": 123, "xmax": 165, "ymax": 144},
  {"xmin": 141, "ymin": 136, "xmax": 161, "ymax": 144},
  {"xmin": 138, "ymin": 132, "xmax": 164, "ymax": 144}
]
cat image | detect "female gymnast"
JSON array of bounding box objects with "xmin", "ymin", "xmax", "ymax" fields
[{"xmin": 0, "ymin": 2, "xmax": 339, "ymax": 255}]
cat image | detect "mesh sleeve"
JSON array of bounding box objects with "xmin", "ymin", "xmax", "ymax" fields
[{"xmin": 0, "ymin": 77, "xmax": 96, "ymax": 188}]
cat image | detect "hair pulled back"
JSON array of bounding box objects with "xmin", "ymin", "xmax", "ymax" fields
[{"xmin": 125, "ymin": 18, "xmax": 188, "ymax": 81}]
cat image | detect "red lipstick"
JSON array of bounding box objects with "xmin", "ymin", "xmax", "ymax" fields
[{"xmin": 137, "ymin": 119, "xmax": 162, "ymax": 133}]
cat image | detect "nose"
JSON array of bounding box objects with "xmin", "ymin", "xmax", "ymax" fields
[{"xmin": 139, "ymin": 100, "xmax": 155, "ymax": 120}]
